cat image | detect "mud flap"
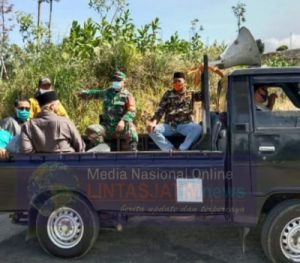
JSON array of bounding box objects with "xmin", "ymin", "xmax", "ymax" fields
[
  {"xmin": 26, "ymin": 208, "xmax": 37, "ymax": 242},
  {"xmin": 240, "ymin": 227, "xmax": 250, "ymax": 254}
]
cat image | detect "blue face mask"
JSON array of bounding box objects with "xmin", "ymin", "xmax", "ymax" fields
[
  {"xmin": 16, "ymin": 109, "xmax": 30, "ymax": 122},
  {"xmin": 112, "ymin": 81, "xmax": 122, "ymax": 91}
]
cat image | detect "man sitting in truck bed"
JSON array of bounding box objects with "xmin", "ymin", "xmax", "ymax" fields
[
  {"xmin": 20, "ymin": 91, "xmax": 85, "ymax": 153},
  {"xmin": 147, "ymin": 72, "xmax": 202, "ymax": 151},
  {"xmin": 0, "ymin": 97, "xmax": 32, "ymax": 154},
  {"xmin": 0, "ymin": 97, "xmax": 31, "ymax": 137},
  {"xmin": 29, "ymin": 77, "xmax": 69, "ymax": 119}
]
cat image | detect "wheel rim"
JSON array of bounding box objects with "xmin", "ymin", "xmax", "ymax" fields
[
  {"xmin": 47, "ymin": 207, "xmax": 84, "ymax": 249},
  {"xmin": 280, "ymin": 217, "xmax": 300, "ymax": 262}
]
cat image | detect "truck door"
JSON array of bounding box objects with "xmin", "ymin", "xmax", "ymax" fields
[
  {"xmin": 229, "ymin": 75, "xmax": 256, "ymax": 224},
  {"xmin": 249, "ymin": 75, "xmax": 300, "ymax": 197}
]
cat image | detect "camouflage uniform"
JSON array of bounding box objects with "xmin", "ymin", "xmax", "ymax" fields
[
  {"xmin": 150, "ymin": 89, "xmax": 202, "ymax": 151},
  {"xmin": 84, "ymin": 88, "xmax": 138, "ymax": 146},
  {"xmin": 151, "ymin": 89, "xmax": 202, "ymax": 126}
]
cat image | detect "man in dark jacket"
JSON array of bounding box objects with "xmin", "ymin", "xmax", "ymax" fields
[{"xmin": 20, "ymin": 91, "xmax": 85, "ymax": 153}]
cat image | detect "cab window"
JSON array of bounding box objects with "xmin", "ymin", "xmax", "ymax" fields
[{"xmin": 253, "ymin": 82, "xmax": 300, "ymax": 129}]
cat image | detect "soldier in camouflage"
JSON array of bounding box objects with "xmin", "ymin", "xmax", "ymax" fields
[
  {"xmin": 147, "ymin": 72, "xmax": 202, "ymax": 151},
  {"xmin": 78, "ymin": 71, "xmax": 138, "ymax": 151}
]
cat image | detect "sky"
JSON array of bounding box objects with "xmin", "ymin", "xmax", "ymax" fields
[{"xmin": 7, "ymin": 0, "xmax": 300, "ymax": 52}]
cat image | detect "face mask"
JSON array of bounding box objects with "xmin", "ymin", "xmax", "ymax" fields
[
  {"xmin": 261, "ymin": 93, "xmax": 268, "ymax": 102},
  {"xmin": 112, "ymin": 81, "xmax": 122, "ymax": 91},
  {"xmin": 16, "ymin": 109, "xmax": 30, "ymax": 121},
  {"xmin": 173, "ymin": 83, "xmax": 184, "ymax": 92},
  {"xmin": 39, "ymin": 89, "xmax": 51, "ymax": 94},
  {"xmin": 262, "ymin": 97, "xmax": 269, "ymax": 107}
]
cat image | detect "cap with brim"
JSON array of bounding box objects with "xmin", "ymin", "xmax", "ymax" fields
[
  {"xmin": 40, "ymin": 78, "xmax": 52, "ymax": 85},
  {"xmin": 173, "ymin": 72, "xmax": 185, "ymax": 79},
  {"xmin": 112, "ymin": 71, "xmax": 126, "ymax": 82},
  {"xmin": 36, "ymin": 91, "xmax": 58, "ymax": 107}
]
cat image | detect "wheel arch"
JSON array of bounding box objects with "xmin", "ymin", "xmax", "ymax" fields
[
  {"xmin": 261, "ymin": 193, "xmax": 300, "ymax": 215},
  {"xmin": 28, "ymin": 190, "xmax": 97, "ymax": 235}
]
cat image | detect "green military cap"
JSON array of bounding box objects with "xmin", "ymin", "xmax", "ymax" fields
[{"xmin": 112, "ymin": 71, "xmax": 126, "ymax": 82}]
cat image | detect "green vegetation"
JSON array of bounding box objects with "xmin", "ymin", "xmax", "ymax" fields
[
  {"xmin": 0, "ymin": 5, "xmax": 226, "ymax": 132},
  {"xmin": 0, "ymin": 1, "xmax": 296, "ymax": 133},
  {"xmin": 232, "ymin": 2, "xmax": 246, "ymax": 31},
  {"xmin": 276, "ymin": 45, "xmax": 289, "ymax": 52},
  {"xmin": 263, "ymin": 54, "xmax": 296, "ymax": 67},
  {"xmin": 256, "ymin": 39, "xmax": 265, "ymax": 54}
]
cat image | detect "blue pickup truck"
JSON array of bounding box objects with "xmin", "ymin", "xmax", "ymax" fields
[{"xmin": 2, "ymin": 55, "xmax": 300, "ymax": 263}]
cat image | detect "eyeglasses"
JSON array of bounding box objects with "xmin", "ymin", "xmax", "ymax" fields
[{"xmin": 18, "ymin": 107, "xmax": 30, "ymax": 111}]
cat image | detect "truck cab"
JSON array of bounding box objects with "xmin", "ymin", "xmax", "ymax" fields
[
  {"xmin": 229, "ymin": 67, "xmax": 300, "ymax": 218},
  {"xmin": 227, "ymin": 67, "xmax": 300, "ymax": 262}
]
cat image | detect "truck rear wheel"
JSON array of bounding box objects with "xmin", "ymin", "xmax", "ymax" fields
[
  {"xmin": 36, "ymin": 193, "xmax": 99, "ymax": 258},
  {"xmin": 261, "ymin": 199, "xmax": 300, "ymax": 262}
]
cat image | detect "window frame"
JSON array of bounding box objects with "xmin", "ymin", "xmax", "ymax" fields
[{"xmin": 250, "ymin": 75, "xmax": 300, "ymax": 132}]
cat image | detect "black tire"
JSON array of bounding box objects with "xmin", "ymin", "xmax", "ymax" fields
[
  {"xmin": 261, "ymin": 199, "xmax": 300, "ymax": 263},
  {"xmin": 36, "ymin": 193, "xmax": 99, "ymax": 258}
]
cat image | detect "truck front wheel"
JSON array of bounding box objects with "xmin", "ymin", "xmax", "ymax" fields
[
  {"xmin": 261, "ymin": 199, "xmax": 300, "ymax": 262},
  {"xmin": 36, "ymin": 193, "xmax": 99, "ymax": 258}
]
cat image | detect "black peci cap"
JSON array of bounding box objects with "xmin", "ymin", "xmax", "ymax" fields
[
  {"xmin": 36, "ymin": 91, "xmax": 58, "ymax": 107},
  {"xmin": 173, "ymin": 72, "xmax": 185, "ymax": 79}
]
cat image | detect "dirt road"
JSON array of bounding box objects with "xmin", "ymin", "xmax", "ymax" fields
[{"xmin": 0, "ymin": 214, "xmax": 268, "ymax": 263}]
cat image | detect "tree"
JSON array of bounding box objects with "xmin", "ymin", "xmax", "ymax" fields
[
  {"xmin": 232, "ymin": 2, "xmax": 246, "ymax": 31},
  {"xmin": 37, "ymin": 0, "xmax": 45, "ymax": 47},
  {"xmin": 17, "ymin": 12, "xmax": 36, "ymax": 44},
  {"xmin": 45, "ymin": 0, "xmax": 60, "ymax": 41},
  {"xmin": 256, "ymin": 39, "xmax": 265, "ymax": 54},
  {"xmin": 276, "ymin": 45, "xmax": 288, "ymax": 52},
  {"xmin": 36, "ymin": 0, "xmax": 50, "ymax": 48},
  {"xmin": 0, "ymin": 0, "xmax": 13, "ymax": 45},
  {"xmin": 37, "ymin": 0, "xmax": 42, "ymax": 28},
  {"xmin": 88, "ymin": 0, "xmax": 128, "ymax": 22},
  {"xmin": 0, "ymin": 0, "xmax": 14, "ymax": 79},
  {"xmin": 17, "ymin": 11, "xmax": 50, "ymax": 50},
  {"xmin": 190, "ymin": 18, "xmax": 204, "ymax": 40}
]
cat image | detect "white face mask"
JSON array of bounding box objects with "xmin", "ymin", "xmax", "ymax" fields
[
  {"xmin": 262, "ymin": 98, "xmax": 269, "ymax": 107},
  {"xmin": 112, "ymin": 81, "xmax": 122, "ymax": 91},
  {"xmin": 39, "ymin": 89, "xmax": 51, "ymax": 94}
]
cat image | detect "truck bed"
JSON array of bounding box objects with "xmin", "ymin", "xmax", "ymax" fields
[{"xmin": 0, "ymin": 151, "xmax": 227, "ymax": 217}]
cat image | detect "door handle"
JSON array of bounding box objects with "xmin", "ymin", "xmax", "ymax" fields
[{"xmin": 259, "ymin": 146, "xmax": 276, "ymax": 153}]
